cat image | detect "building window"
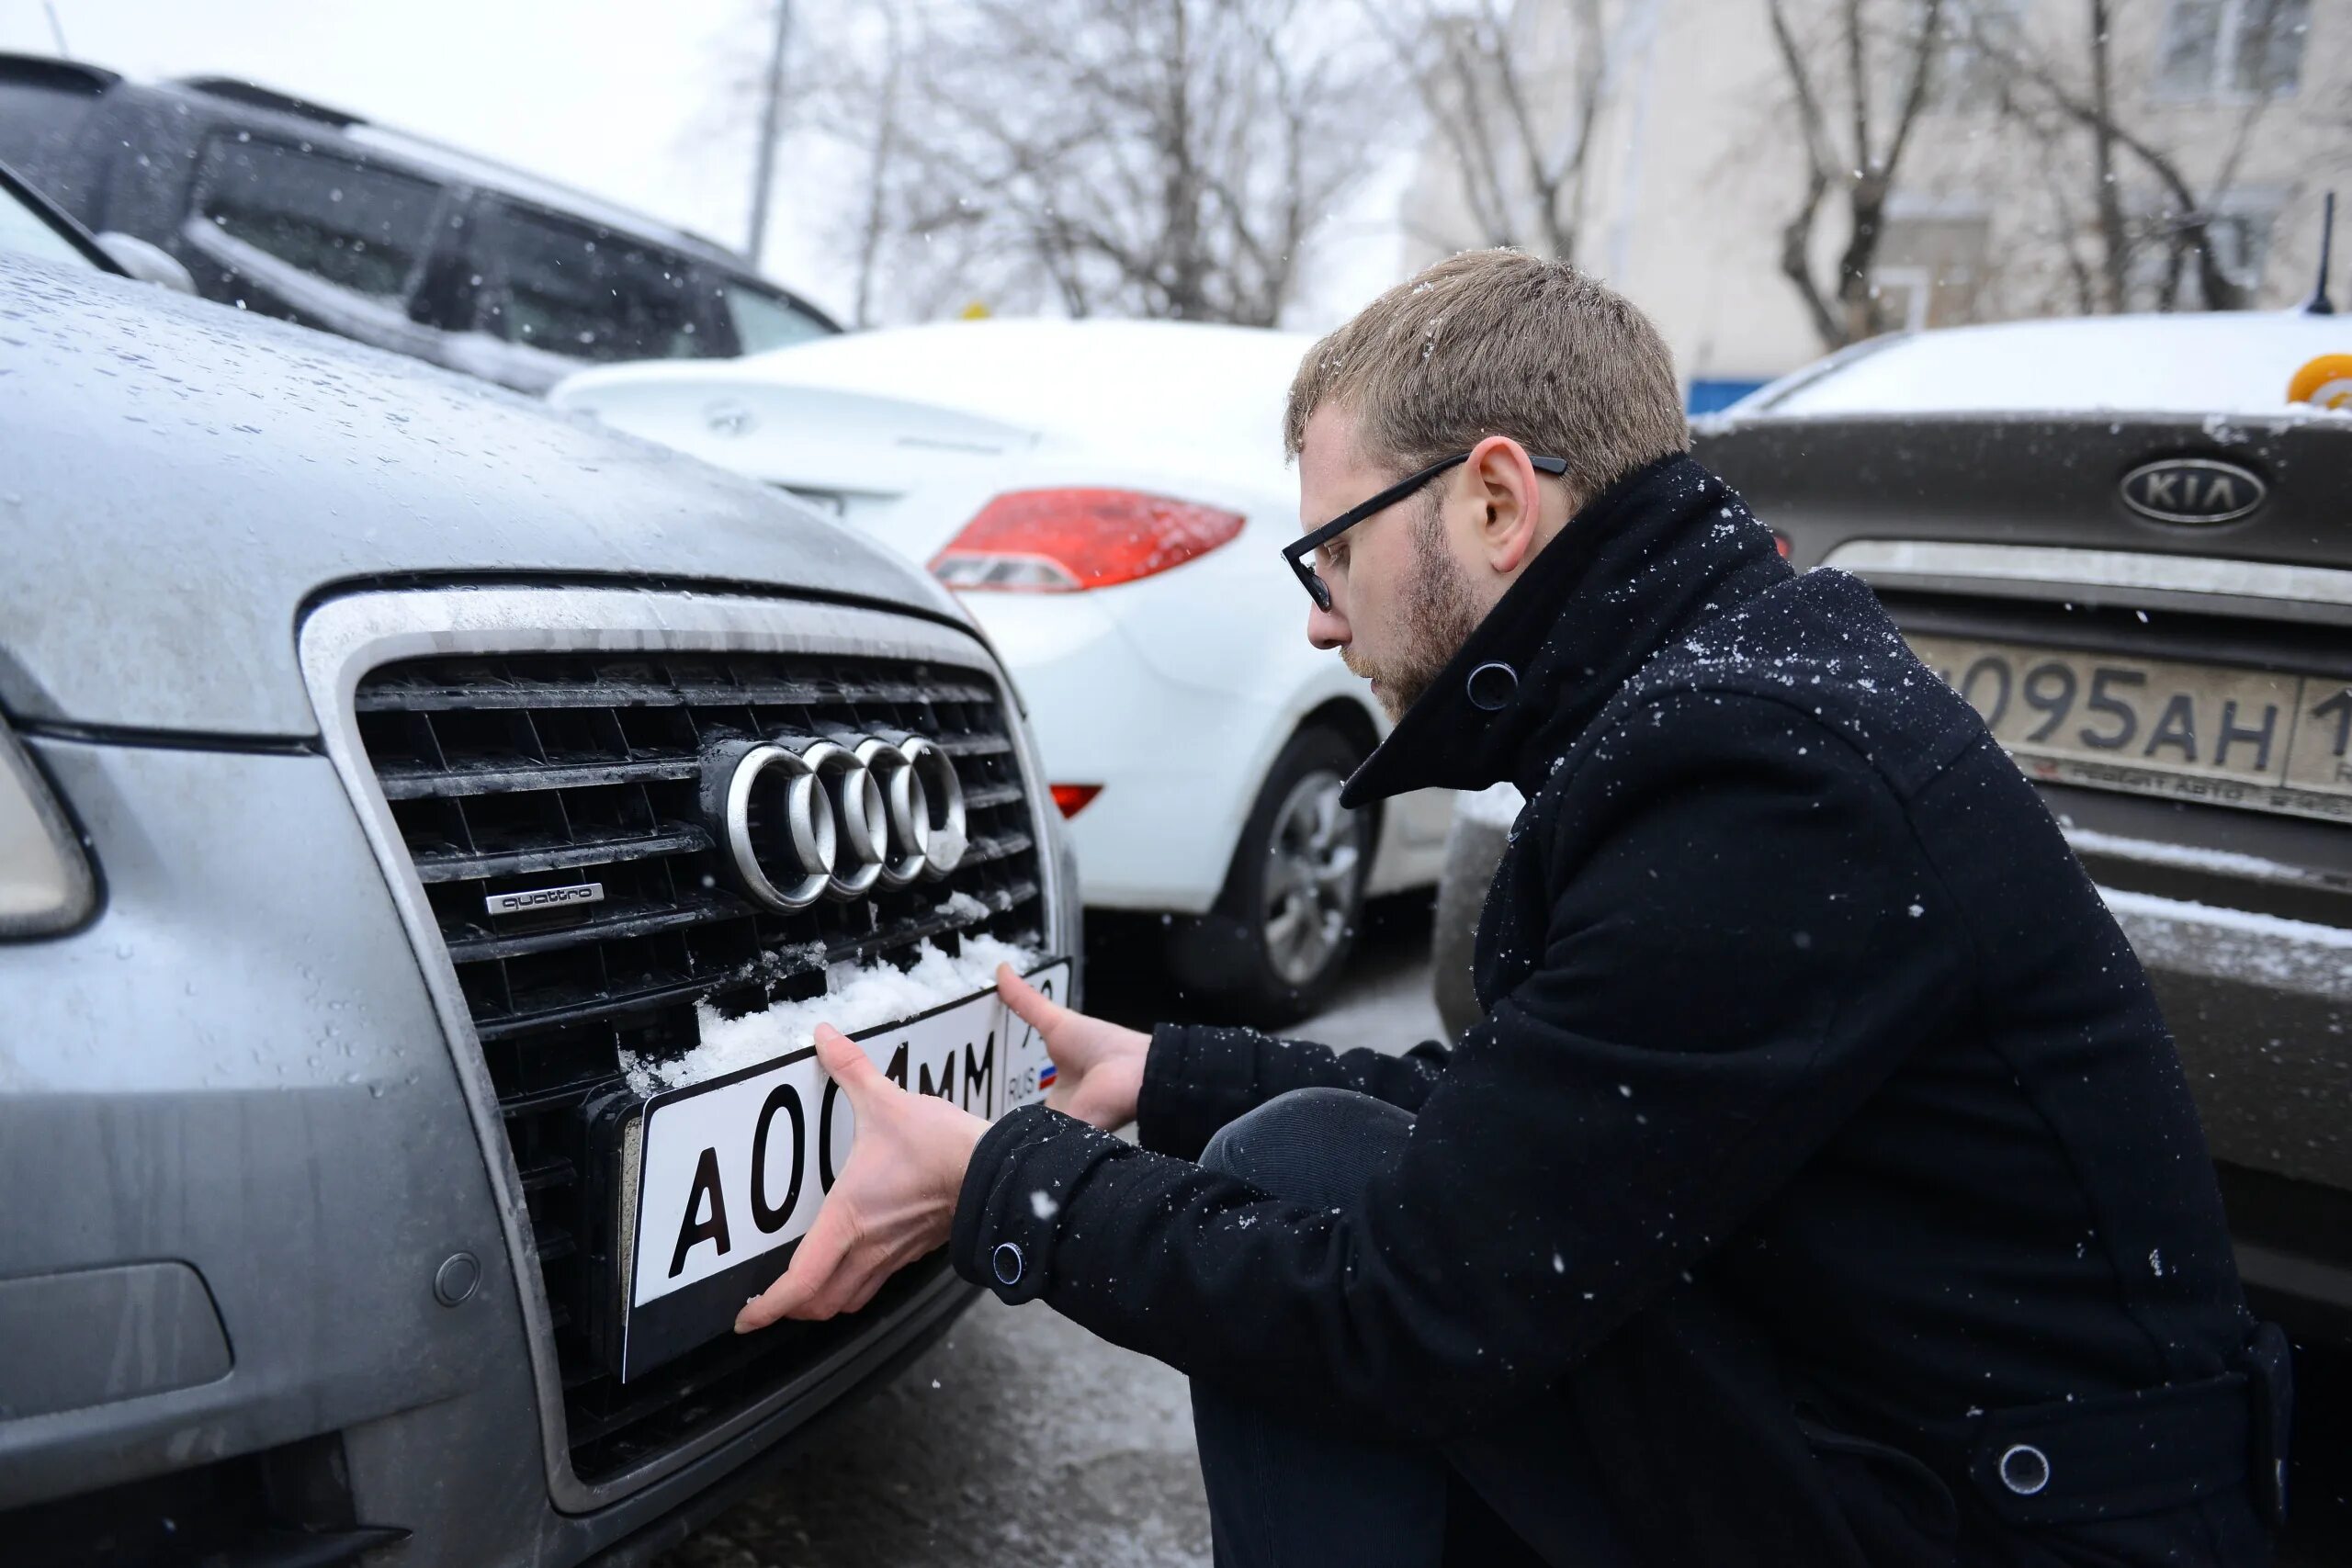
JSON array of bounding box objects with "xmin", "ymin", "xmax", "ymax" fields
[
  {"xmin": 1872, "ymin": 210, "xmax": 1994, "ymax": 331},
  {"xmin": 2126, "ymin": 189, "xmax": 2281, "ymax": 307},
  {"xmin": 2154, "ymin": 0, "xmax": 2310, "ymax": 99},
  {"xmin": 1931, "ymin": 0, "xmax": 2026, "ymax": 111}
]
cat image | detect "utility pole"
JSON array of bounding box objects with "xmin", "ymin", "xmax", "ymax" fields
[{"xmin": 747, "ymin": 0, "xmax": 794, "ymax": 268}]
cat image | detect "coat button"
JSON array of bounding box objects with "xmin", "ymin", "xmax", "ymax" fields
[
  {"xmin": 1466, "ymin": 661, "xmax": 1519, "ymax": 711},
  {"xmin": 1997, "ymin": 1443, "xmax": 2051, "ymax": 1496},
  {"xmin": 991, "ymin": 1242, "xmax": 1025, "ymax": 1287}
]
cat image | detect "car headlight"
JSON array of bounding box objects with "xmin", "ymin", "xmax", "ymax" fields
[{"xmin": 0, "ymin": 720, "xmax": 95, "ymax": 936}]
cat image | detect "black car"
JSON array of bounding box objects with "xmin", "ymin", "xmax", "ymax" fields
[{"xmin": 0, "ymin": 53, "xmax": 838, "ymax": 393}]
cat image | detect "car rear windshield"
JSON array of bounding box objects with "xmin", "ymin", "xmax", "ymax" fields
[
  {"xmin": 195, "ymin": 135, "xmax": 443, "ymax": 299},
  {"xmin": 1748, "ymin": 313, "xmax": 2352, "ymax": 420}
]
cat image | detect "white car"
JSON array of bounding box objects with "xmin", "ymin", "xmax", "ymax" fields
[{"xmin": 551, "ymin": 320, "xmax": 1453, "ymax": 1020}]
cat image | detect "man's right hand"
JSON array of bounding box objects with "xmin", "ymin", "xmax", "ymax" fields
[{"xmin": 997, "ymin": 964, "xmax": 1150, "ymax": 1131}]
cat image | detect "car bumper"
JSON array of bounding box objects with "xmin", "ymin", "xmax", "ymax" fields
[
  {"xmin": 2098, "ymin": 886, "xmax": 2352, "ymax": 1338},
  {"xmin": 0, "ymin": 734, "xmax": 995, "ymax": 1563}
]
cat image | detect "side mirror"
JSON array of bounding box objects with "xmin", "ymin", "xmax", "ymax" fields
[{"xmin": 94, "ymin": 231, "xmax": 197, "ymax": 294}]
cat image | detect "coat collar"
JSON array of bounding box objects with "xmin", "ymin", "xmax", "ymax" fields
[{"xmin": 1340, "ymin": 452, "xmax": 1792, "ymax": 807}]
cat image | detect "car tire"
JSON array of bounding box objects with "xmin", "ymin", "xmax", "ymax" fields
[{"xmin": 1166, "ymin": 725, "xmax": 1375, "ymax": 1026}]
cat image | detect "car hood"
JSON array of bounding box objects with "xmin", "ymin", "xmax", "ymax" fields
[{"xmin": 0, "ymin": 257, "xmax": 974, "ymax": 737}]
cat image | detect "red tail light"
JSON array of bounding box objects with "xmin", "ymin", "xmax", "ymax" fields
[
  {"xmin": 930, "ymin": 489, "xmax": 1246, "ymax": 592},
  {"xmin": 1771, "ymin": 531, "xmax": 1792, "ymax": 559},
  {"xmin": 1050, "ymin": 784, "xmax": 1102, "ymax": 818}
]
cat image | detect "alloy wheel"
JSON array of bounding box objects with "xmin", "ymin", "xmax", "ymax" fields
[{"xmin": 1261, "ymin": 768, "xmax": 1363, "ymax": 988}]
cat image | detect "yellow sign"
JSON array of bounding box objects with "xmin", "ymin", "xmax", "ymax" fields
[{"xmin": 2286, "ymin": 353, "xmax": 2352, "ymax": 409}]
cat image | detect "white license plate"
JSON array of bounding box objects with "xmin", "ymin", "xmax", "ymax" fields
[
  {"xmin": 1908, "ymin": 634, "xmax": 2352, "ymax": 826},
  {"xmin": 608, "ymin": 956, "xmax": 1071, "ymax": 1379}
]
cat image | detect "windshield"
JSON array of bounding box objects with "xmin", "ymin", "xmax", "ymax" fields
[{"xmin": 0, "ymin": 177, "xmax": 99, "ymax": 271}]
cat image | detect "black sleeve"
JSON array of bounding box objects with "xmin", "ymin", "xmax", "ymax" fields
[
  {"xmin": 1136, "ymin": 1023, "xmax": 1451, "ymax": 1160},
  {"xmin": 953, "ymin": 692, "xmax": 1969, "ymax": 1442}
]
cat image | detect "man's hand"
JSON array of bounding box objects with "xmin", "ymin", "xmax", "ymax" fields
[
  {"xmin": 997, "ymin": 963, "xmax": 1149, "ymax": 1131},
  {"xmin": 734, "ymin": 1023, "xmax": 986, "ymax": 1331}
]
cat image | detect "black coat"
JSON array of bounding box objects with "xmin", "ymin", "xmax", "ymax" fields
[{"xmin": 954, "ymin": 454, "xmax": 2268, "ymax": 1565}]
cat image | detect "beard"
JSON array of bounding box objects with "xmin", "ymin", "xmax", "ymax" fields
[{"xmin": 1343, "ymin": 496, "xmax": 1484, "ymax": 722}]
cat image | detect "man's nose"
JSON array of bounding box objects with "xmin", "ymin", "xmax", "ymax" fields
[{"xmin": 1306, "ymin": 597, "xmax": 1348, "ymax": 651}]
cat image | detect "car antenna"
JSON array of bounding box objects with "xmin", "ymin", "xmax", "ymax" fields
[{"xmin": 2301, "ymin": 191, "xmax": 2335, "ymax": 315}]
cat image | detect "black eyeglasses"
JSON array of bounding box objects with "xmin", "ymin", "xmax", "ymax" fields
[{"xmin": 1282, "ymin": 451, "xmax": 1570, "ymax": 611}]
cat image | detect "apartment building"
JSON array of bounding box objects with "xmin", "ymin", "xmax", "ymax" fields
[{"xmin": 1400, "ymin": 0, "xmax": 2352, "ymax": 407}]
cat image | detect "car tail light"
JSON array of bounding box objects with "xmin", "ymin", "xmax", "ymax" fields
[
  {"xmin": 1050, "ymin": 784, "xmax": 1102, "ymax": 818},
  {"xmin": 930, "ymin": 489, "xmax": 1246, "ymax": 592}
]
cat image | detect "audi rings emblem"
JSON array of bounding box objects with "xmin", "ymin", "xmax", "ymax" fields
[{"xmin": 707, "ymin": 735, "xmax": 968, "ymax": 910}]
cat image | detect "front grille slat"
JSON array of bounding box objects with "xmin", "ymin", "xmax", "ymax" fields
[
  {"xmin": 378, "ymin": 757, "xmax": 703, "ymax": 800},
  {"xmin": 358, "ymin": 674, "xmax": 998, "ymax": 714},
  {"xmin": 443, "ymin": 891, "xmax": 752, "ymax": 964},
  {"xmin": 413, "ymin": 825, "xmax": 713, "ymax": 884},
  {"xmin": 354, "ymin": 646, "xmax": 1046, "ymax": 1483}
]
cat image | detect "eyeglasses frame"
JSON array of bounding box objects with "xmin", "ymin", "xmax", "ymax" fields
[{"xmin": 1282, "ymin": 450, "xmax": 1570, "ymax": 611}]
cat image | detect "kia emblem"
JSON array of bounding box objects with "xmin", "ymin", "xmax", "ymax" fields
[{"xmin": 2119, "ymin": 457, "xmax": 2266, "ymax": 525}]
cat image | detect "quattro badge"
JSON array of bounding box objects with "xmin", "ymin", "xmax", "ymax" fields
[{"xmin": 486, "ymin": 883, "xmax": 605, "ymax": 916}]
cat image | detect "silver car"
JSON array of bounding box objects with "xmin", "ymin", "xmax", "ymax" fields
[{"xmin": 0, "ymin": 193, "xmax": 1075, "ymax": 1564}]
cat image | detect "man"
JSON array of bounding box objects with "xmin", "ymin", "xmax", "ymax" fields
[{"xmin": 737, "ymin": 251, "xmax": 2288, "ymax": 1565}]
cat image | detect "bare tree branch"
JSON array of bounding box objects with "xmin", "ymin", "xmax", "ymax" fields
[
  {"xmin": 1966, "ymin": 0, "xmax": 2284, "ymax": 313},
  {"xmin": 1764, "ymin": 0, "xmax": 1946, "ymax": 349},
  {"xmin": 775, "ymin": 0, "xmax": 1393, "ymax": 324},
  {"xmin": 1369, "ymin": 0, "xmax": 1617, "ymax": 263}
]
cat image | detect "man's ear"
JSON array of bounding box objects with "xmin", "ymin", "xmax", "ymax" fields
[{"xmin": 1464, "ymin": 435, "xmax": 1543, "ymax": 575}]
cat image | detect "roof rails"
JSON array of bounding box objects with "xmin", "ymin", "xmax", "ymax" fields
[
  {"xmin": 0, "ymin": 52, "xmax": 121, "ymax": 94},
  {"xmin": 175, "ymin": 75, "xmax": 365, "ymax": 130}
]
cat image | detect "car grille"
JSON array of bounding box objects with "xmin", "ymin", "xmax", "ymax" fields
[{"xmin": 349, "ymin": 649, "xmax": 1045, "ymax": 1482}]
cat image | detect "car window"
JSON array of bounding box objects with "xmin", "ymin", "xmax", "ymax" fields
[
  {"xmin": 0, "ymin": 176, "xmax": 99, "ymax": 270},
  {"xmin": 194, "ymin": 135, "xmax": 442, "ymax": 300},
  {"xmin": 720, "ymin": 280, "xmax": 832, "ymax": 355},
  {"xmin": 477, "ymin": 204, "xmax": 711, "ymax": 362}
]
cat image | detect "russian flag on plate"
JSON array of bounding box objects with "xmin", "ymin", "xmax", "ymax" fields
[{"xmin": 1036, "ymin": 1062, "xmax": 1057, "ymax": 1090}]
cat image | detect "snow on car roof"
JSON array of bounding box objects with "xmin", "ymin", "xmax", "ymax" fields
[
  {"xmin": 1739, "ymin": 311, "xmax": 2352, "ymax": 421},
  {"xmin": 604, "ymin": 317, "xmax": 1316, "ymax": 471}
]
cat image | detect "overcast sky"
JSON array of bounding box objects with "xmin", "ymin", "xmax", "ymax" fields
[{"xmin": 0, "ymin": 0, "xmax": 1410, "ymax": 329}]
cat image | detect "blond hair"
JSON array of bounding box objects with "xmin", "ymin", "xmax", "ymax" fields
[{"xmin": 1284, "ymin": 250, "xmax": 1689, "ymax": 504}]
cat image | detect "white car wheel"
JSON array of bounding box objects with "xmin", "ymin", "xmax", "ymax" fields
[{"xmin": 1167, "ymin": 725, "xmax": 1374, "ymax": 1023}]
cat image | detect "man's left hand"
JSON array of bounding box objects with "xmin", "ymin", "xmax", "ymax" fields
[{"xmin": 734, "ymin": 1022, "xmax": 988, "ymax": 1332}]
